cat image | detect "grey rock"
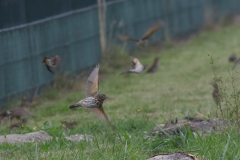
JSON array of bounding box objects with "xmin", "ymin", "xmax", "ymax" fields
[
  {"xmin": 207, "ymin": 118, "xmax": 232, "ymax": 132},
  {"xmin": 0, "ymin": 131, "xmax": 51, "ymax": 144},
  {"xmin": 65, "ymin": 134, "xmax": 93, "ymax": 142},
  {"xmin": 189, "ymin": 120, "xmax": 212, "ymax": 135},
  {"xmin": 147, "ymin": 117, "xmax": 232, "ymax": 138},
  {"xmin": 0, "ymin": 131, "xmax": 94, "ymax": 144},
  {"xmin": 147, "ymin": 152, "xmax": 196, "ymax": 160}
]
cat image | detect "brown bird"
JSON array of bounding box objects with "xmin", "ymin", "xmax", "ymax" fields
[
  {"xmin": 10, "ymin": 118, "xmax": 28, "ymax": 129},
  {"xmin": 212, "ymin": 83, "xmax": 222, "ymax": 105},
  {"xmin": 60, "ymin": 121, "xmax": 79, "ymax": 128},
  {"xmin": 42, "ymin": 55, "xmax": 61, "ymax": 74},
  {"xmin": 120, "ymin": 57, "xmax": 147, "ymax": 75},
  {"xmin": 229, "ymin": 53, "xmax": 237, "ymax": 62},
  {"xmin": 119, "ymin": 21, "xmax": 164, "ymax": 47},
  {"xmin": 0, "ymin": 110, "xmax": 9, "ymax": 117},
  {"xmin": 8, "ymin": 107, "xmax": 31, "ymax": 120},
  {"xmin": 68, "ymin": 65, "xmax": 110, "ymax": 123},
  {"xmin": 146, "ymin": 57, "xmax": 160, "ymax": 73},
  {"xmin": 0, "ymin": 110, "xmax": 11, "ymax": 124}
]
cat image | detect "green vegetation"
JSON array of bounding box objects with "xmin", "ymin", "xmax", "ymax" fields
[{"xmin": 1, "ymin": 25, "xmax": 240, "ymax": 159}]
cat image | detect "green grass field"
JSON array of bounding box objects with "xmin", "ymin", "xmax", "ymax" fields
[{"xmin": 1, "ymin": 24, "xmax": 240, "ymax": 159}]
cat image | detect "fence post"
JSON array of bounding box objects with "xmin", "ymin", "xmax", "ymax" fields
[{"xmin": 97, "ymin": 0, "xmax": 107, "ymax": 55}]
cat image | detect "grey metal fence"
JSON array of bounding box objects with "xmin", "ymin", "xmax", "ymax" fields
[{"xmin": 0, "ymin": 0, "xmax": 240, "ymax": 108}]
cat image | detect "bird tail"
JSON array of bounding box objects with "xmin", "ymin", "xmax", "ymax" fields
[
  {"xmin": 68, "ymin": 103, "xmax": 82, "ymax": 109},
  {"xmin": 46, "ymin": 65, "xmax": 55, "ymax": 74},
  {"xmin": 119, "ymin": 71, "xmax": 128, "ymax": 75}
]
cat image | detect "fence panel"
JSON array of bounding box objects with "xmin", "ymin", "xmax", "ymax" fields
[{"xmin": 0, "ymin": 0, "xmax": 240, "ymax": 108}]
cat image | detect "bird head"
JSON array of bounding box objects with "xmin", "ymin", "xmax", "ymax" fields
[
  {"xmin": 6, "ymin": 110, "xmax": 12, "ymax": 116},
  {"xmin": 42, "ymin": 56, "xmax": 49, "ymax": 64},
  {"xmin": 154, "ymin": 57, "xmax": 160, "ymax": 63},
  {"xmin": 143, "ymin": 64, "xmax": 148, "ymax": 69},
  {"xmin": 99, "ymin": 94, "xmax": 107, "ymax": 100}
]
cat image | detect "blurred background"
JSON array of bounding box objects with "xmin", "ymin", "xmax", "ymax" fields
[{"xmin": 0, "ymin": 0, "xmax": 240, "ymax": 109}]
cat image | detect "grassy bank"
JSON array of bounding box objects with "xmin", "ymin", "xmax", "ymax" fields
[{"xmin": 1, "ymin": 24, "xmax": 240, "ymax": 159}]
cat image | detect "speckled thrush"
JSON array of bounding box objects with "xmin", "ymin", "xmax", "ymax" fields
[{"xmin": 68, "ymin": 65, "xmax": 110, "ymax": 123}]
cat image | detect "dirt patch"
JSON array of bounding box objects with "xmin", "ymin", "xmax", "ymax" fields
[{"xmin": 0, "ymin": 131, "xmax": 93, "ymax": 144}]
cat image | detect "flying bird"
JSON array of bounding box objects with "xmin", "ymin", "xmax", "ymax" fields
[
  {"xmin": 232, "ymin": 57, "xmax": 240, "ymax": 69},
  {"xmin": 68, "ymin": 64, "xmax": 112, "ymax": 125},
  {"xmin": 229, "ymin": 53, "xmax": 237, "ymax": 62},
  {"xmin": 146, "ymin": 57, "xmax": 160, "ymax": 73},
  {"xmin": 119, "ymin": 21, "xmax": 164, "ymax": 47},
  {"xmin": 120, "ymin": 57, "xmax": 147, "ymax": 75},
  {"xmin": 42, "ymin": 55, "xmax": 61, "ymax": 74},
  {"xmin": 212, "ymin": 83, "xmax": 222, "ymax": 105}
]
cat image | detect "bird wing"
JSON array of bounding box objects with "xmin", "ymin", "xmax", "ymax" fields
[
  {"xmin": 85, "ymin": 64, "xmax": 100, "ymax": 97},
  {"xmin": 46, "ymin": 65, "xmax": 55, "ymax": 74},
  {"xmin": 233, "ymin": 58, "xmax": 240, "ymax": 69},
  {"xmin": 119, "ymin": 67, "xmax": 132, "ymax": 75},
  {"xmin": 119, "ymin": 34, "xmax": 139, "ymax": 42},
  {"xmin": 91, "ymin": 107, "xmax": 109, "ymax": 122},
  {"xmin": 50, "ymin": 55, "xmax": 61, "ymax": 67},
  {"xmin": 141, "ymin": 21, "xmax": 164, "ymax": 40},
  {"xmin": 120, "ymin": 57, "xmax": 139, "ymax": 75}
]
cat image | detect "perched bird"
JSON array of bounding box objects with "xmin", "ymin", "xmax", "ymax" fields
[
  {"xmin": 8, "ymin": 107, "xmax": 31, "ymax": 120},
  {"xmin": 0, "ymin": 110, "xmax": 9, "ymax": 117},
  {"xmin": 0, "ymin": 110, "xmax": 11, "ymax": 123},
  {"xmin": 60, "ymin": 121, "xmax": 79, "ymax": 128},
  {"xmin": 232, "ymin": 57, "xmax": 240, "ymax": 69},
  {"xmin": 146, "ymin": 57, "xmax": 160, "ymax": 73},
  {"xmin": 68, "ymin": 65, "xmax": 111, "ymax": 123},
  {"xmin": 119, "ymin": 21, "xmax": 164, "ymax": 47},
  {"xmin": 120, "ymin": 57, "xmax": 147, "ymax": 75},
  {"xmin": 229, "ymin": 53, "xmax": 237, "ymax": 62},
  {"xmin": 42, "ymin": 55, "xmax": 61, "ymax": 74},
  {"xmin": 212, "ymin": 83, "xmax": 222, "ymax": 105},
  {"xmin": 10, "ymin": 118, "xmax": 28, "ymax": 129}
]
